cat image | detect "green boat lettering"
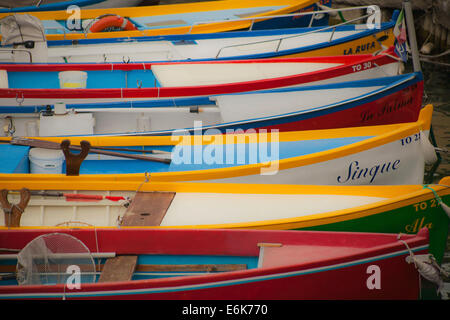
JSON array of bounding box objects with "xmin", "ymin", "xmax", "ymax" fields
[{"xmin": 405, "ymin": 216, "xmax": 433, "ymax": 233}]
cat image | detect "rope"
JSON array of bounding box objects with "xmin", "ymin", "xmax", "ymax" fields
[
  {"xmin": 419, "ymin": 49, "xmax": 450, "ymax": 59},
  {"xmin": 135, "ymin": 172, "xmax": 150, "ymax": 194},
  {"xmin": 423, "ymin": 184, "xmax": 444, "ymax": 204},
  {"xmin": 378, "ymin": 51, "xmax": 405, "ymax": 62},
  {"xmin": 398, "ymin": 234, "xmax": 447, "ymax": 297},
  {"xmin": 397, "ymin": 233, "xmax": 415, "ymax": 264},
  {"xmin": 422, "ymin": 184, "xmax": 450, "ymax": 218}
]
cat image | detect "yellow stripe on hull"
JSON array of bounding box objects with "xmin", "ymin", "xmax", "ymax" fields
[
  {"xmin": 0, "ymin": 0, "xmax": 318, "ymax": 41},
  {"xmin": 0, "ymin": 176, "xmax": 448, "ymax": 231},
  {"xmin": 278, "ymin": 28, "xmax": 395, "ymax": 58}
]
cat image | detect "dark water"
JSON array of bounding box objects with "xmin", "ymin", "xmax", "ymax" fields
[
  {"xmin": 419, "ymin": 59, "xmax": 450, "ymax": 298},
  {"xmin": 419, "ymin": 60, "xmax": 450, "ymax": 182}
]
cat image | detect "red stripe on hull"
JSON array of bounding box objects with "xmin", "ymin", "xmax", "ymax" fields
[
  {"xmin": 0, "ymin": 54, "xmax": 396, "ymax": 99},
  {"xmin": 259, "ymin": 81, "xmax": 423, "ymax": 132},
  {"xmin": 0, "ymin": 251, "xmax": 422, "ymax": 300}
]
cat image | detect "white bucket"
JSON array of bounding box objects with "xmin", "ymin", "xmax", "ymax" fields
[
  {"xmin": 29, "ymin": 148, "xmax": 65, "ymax": 174},
  {"xmin": 58, "ymin": 71, "xmax": 88, "ymax": 89}
]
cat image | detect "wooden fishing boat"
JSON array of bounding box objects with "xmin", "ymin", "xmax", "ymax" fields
[
  {"xmin": 0, "ymin": 7, "xmax": 395, "ymax": 63},
  {"xmin": 0, "ymin": 176, "xmax": 448, "ymax": 264},
  {"xmin": 0, "ymin": 0, "xmax": 143, "ymax": 13},
  {"xmin": 0, "ymin": 71, "xmax": 422, "ymax": 138},
  {"xmin": 0, "ymin": 104, "xmax": 437, "ymax": 186},
  {"xmin": 0, "ymin": 0, "xmax": 329, "ymax": 40},
  {"xmin": 0, "ymin": 51, "xmax": 404, "ymax": 106},
  {"xmin": 0, "ymin": 227, "xmax": 431, "ymax": 299}
]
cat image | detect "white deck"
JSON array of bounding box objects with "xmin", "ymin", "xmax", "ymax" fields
[
  {"xmin": 160, "ymin": 193, "xmax": 387, "ymax": 226},
  {"xmin": 0, "ymin": 191, "xmax": 387, "ymax": 227},
  {"xmin": 152, "ymin": 62, "xmax": 342, "ymax": 87}
]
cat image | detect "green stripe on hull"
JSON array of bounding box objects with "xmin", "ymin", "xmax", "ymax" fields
[{"xmin": 299, "ymin": 194, "xmax": 450, "ymax": 264}]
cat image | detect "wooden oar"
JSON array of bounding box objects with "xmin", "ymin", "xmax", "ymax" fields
[
  {"xmin": 90, "ymin": 145, "xmax": 170, "ymax": 155},
  {"xmin": 9, "ymin": 137, "xmax": 172, "ymax": 164}
]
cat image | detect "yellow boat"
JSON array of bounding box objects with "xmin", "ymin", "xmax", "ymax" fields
[
  {"xmin": 0, "ymin": 104, "xmax": 436, "ymax": 186},
  {"xmin": 0, "ymin": 0, "xmax": 326, "ymax": 41}
]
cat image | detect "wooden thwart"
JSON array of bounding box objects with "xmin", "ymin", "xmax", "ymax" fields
[
  {"xmin": 135, "ymin": 264, "xmax": 247, "ymax": 272},
  {"xmin": 120, "ymin": 191, "xmax": 175, "ymax": 226},
  {"xmin": 98, "ymin": 255, "xmax": 138, "ymax": 283}
]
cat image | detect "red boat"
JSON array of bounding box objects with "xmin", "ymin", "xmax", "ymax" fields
[
  {"xmin": 0, "ymin": 227, "xmax": 429, "ymax": 300},
  {"xmin": 0, "ymin": 48, "xmax": 402, "ymax": 105}
]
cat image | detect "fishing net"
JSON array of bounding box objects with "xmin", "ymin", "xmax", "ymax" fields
[{"xmin": 16, "ymin": 233, "xmax": 96, "ymax": 286}]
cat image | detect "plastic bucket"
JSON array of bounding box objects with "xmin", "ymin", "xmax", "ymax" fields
[
  {"xmin": 29, "ymin": 148, "xmax": 65, "ymax": 174},
  {"xmin": 58, "ymin": 71, "xmax": 87, "ymax": 89}
]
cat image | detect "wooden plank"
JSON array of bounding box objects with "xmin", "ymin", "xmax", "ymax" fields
[
  {"xmin": 120, "ymin": 192, "xmax": 175, "ymax": 226},
  {"xmin": 98, "ymin": 255, "xmax": 137, "ymax": 283},
  {"xmin": 136, "ymin": 264, "xmax": 247, "ymax": 273}
]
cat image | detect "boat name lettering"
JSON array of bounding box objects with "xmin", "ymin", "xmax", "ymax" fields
[
  {"xmin": 405, "ymin": 217, "xmax": 433, "ymax": 233},
  {"xmin": 413, "ymin": 199, "xmax": 439, "ymax": 212},
  {"xmin": 360, "ymin": 96, "xmax": 413, "ymax": 123},
  {"xmin": 343, "ymin": 41, "xmax": 376, "ymax": 55},
  {"xmin": 337, "ymin": 160, "xmax": 400, "ymax": 184},
  {"xmin": 351, "ymin": 61, "xmax": 372, "ymax": 72},
  {"xmin": 400, "ymin": 132, "xmax": 420, "ymax": 146}
]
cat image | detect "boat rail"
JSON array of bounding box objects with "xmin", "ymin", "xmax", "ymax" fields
[
  {"xmin": 0, "ymin": 48, "xmax": 33, "ymax": 62},
  {"xmin": 213, "ymin": 5, "xmax": 382, "ymax": 58}
]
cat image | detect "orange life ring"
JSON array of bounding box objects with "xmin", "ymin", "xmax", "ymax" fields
[{"xmin": 89, "ymin": 15, "xmax": 137, "ymax": 33}]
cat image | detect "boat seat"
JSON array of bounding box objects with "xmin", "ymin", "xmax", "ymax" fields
[
  {"xmin": 257, "ymin": 242, "xmax": 365, "ymax": 268},
  {"xmin": 120, "ymin": 191, "xmax": 175, "ymax": 226},
  {"xmin": 98, "ymin": 255, "xmax": 138, "ymax": 283}
]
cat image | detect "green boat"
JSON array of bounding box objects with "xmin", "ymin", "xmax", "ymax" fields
[{"xmin": 1, "ymin": 175, "xmax": 449, "ymax": 264}]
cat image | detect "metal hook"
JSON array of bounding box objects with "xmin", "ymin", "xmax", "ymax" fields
[
  {"xmin": 15, "ymin": 92, "xmax": 24, "ymax": 106},
  {"xmin": 5, "ymin": 116, "xmax": 15, "ymax": 136}
]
